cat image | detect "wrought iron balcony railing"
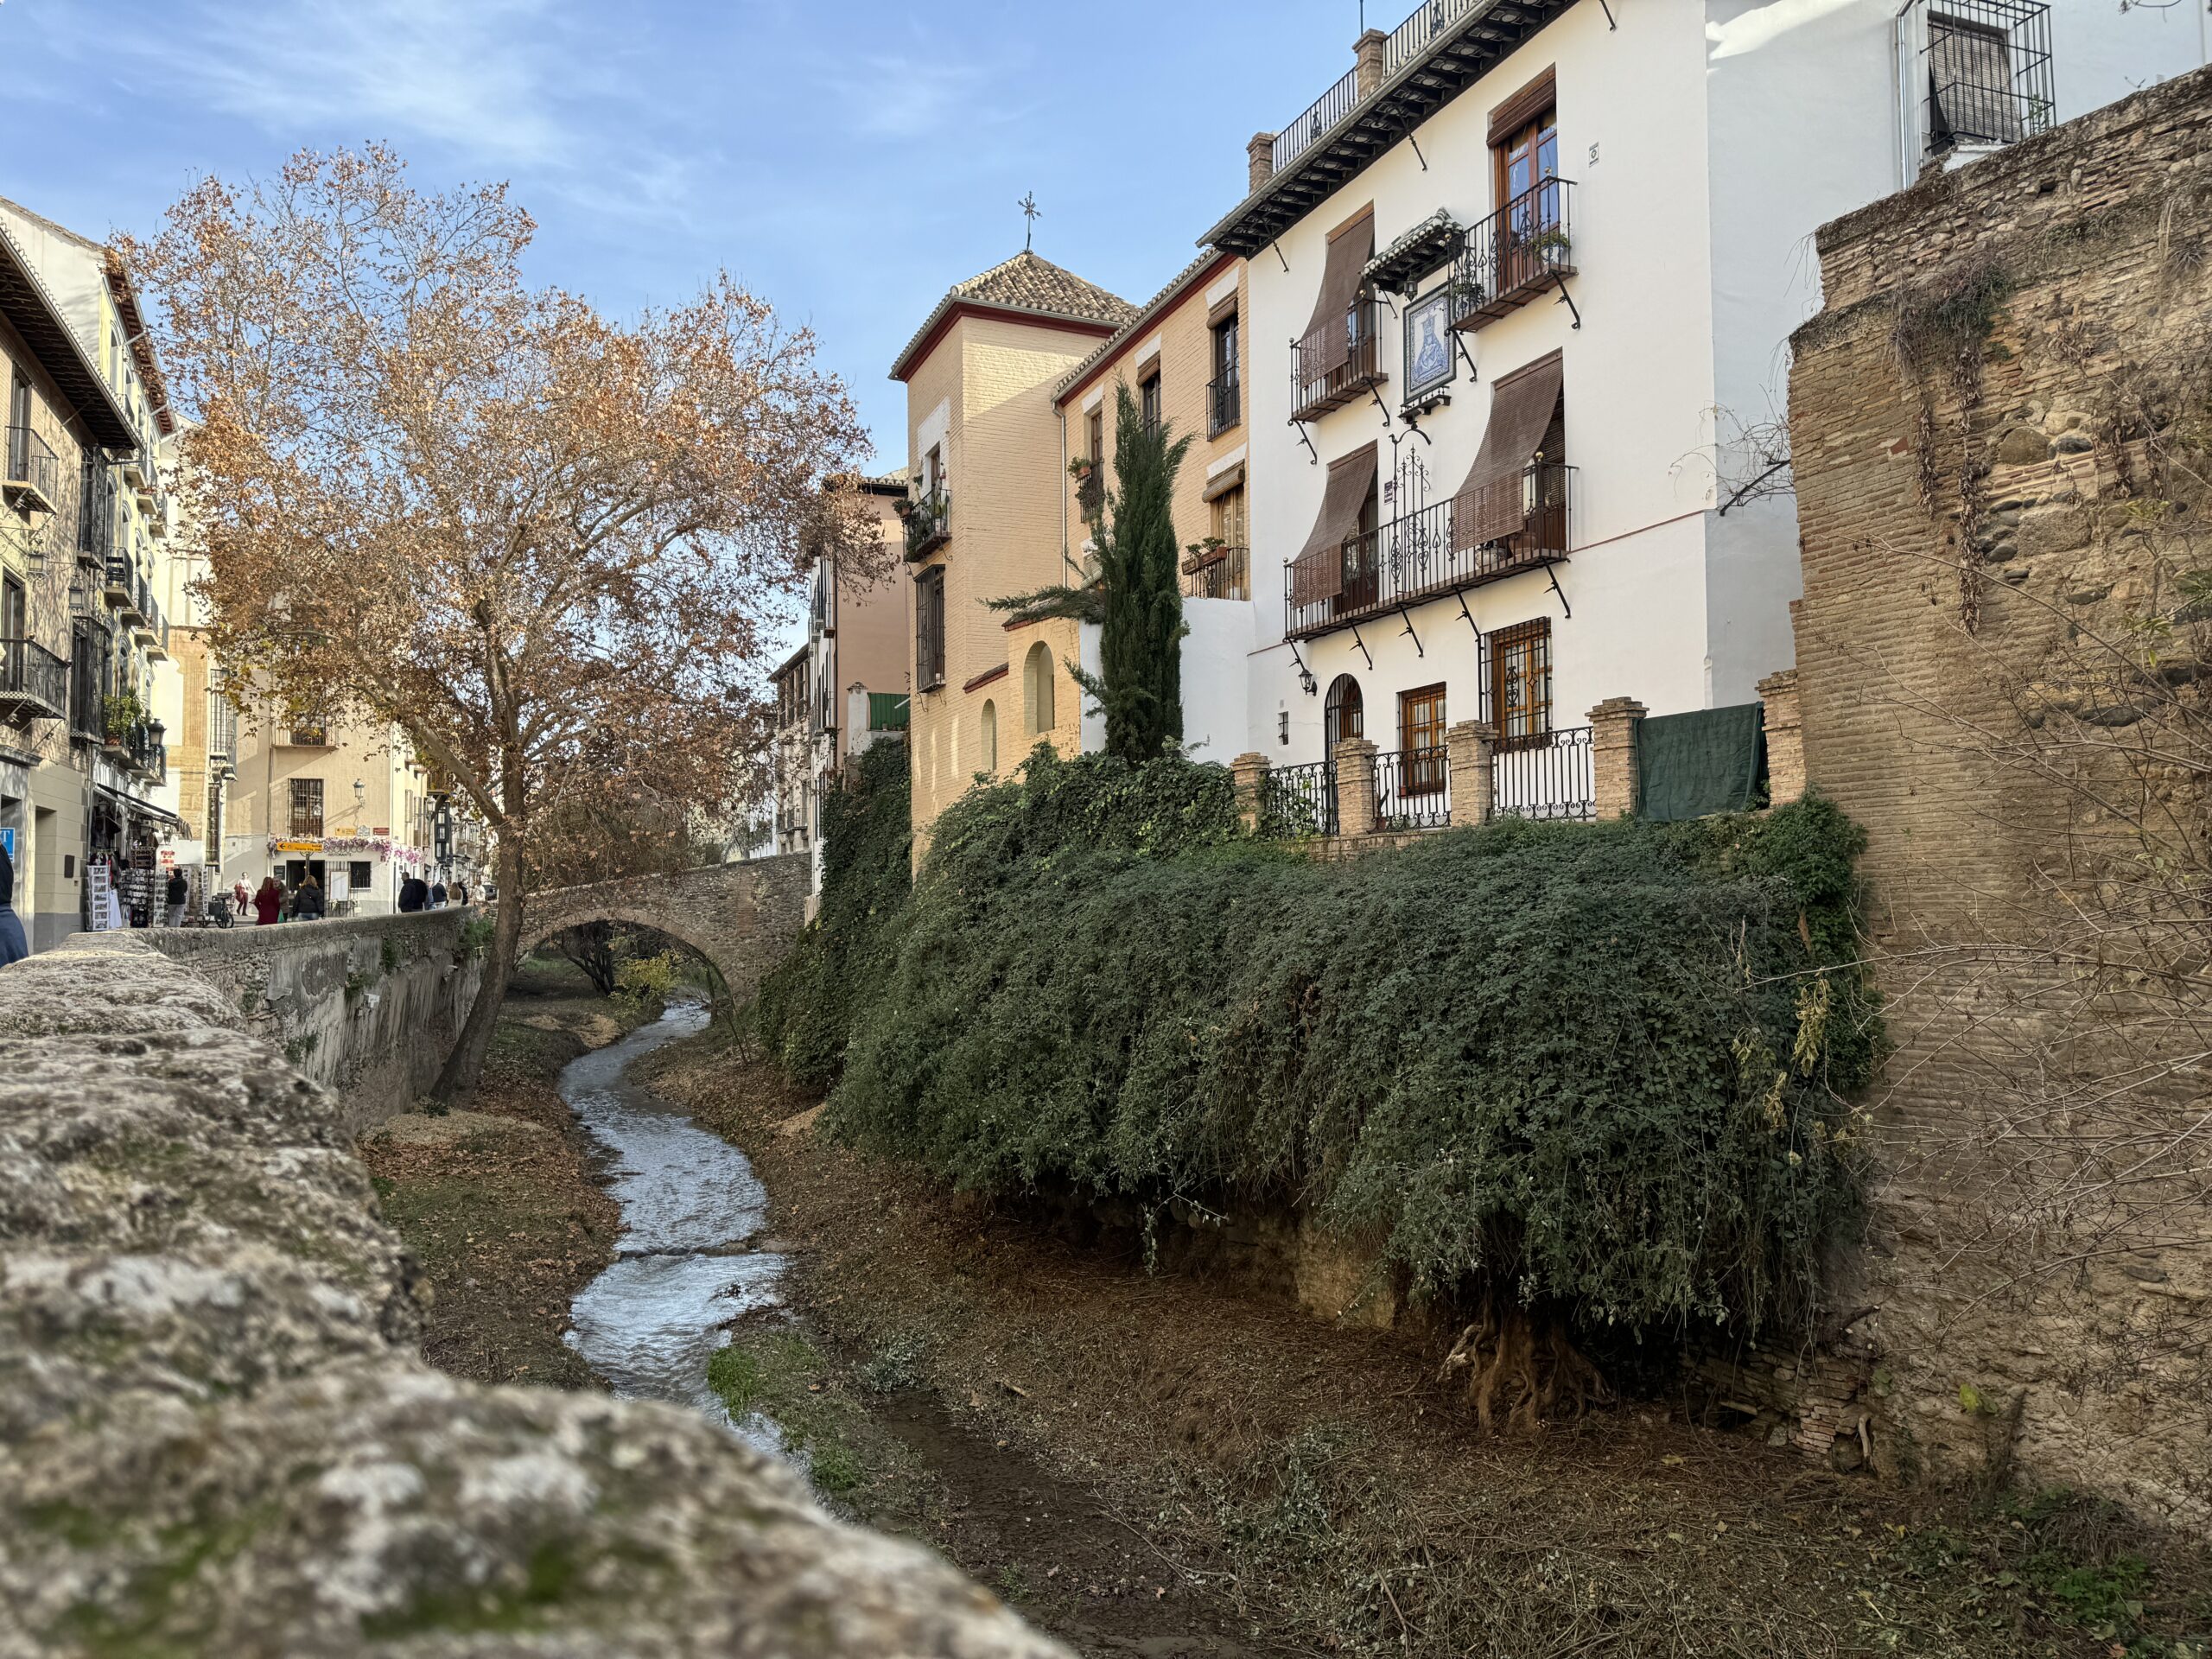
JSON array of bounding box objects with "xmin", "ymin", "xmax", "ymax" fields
[
  {"xmin": 1207, "ymin": 374, "xmax": 1241, "ymax": 437},
  {"xmin": 3, "ymin": 425, "xmax": 60, "ymax": 515},
  {"xmin": 1262, "ymin": 759, "xmax": 1338, "ymax": 838},
  {"xmin": 1492, "ymin": 725, "xmax": 1594, "ymax": 823},
  {"xmin": 1290, "ymin": 299, "xmax": 1386, "ymax": 423},
  {"xmin": 1446, "ymin": 178, "xmax": 1577, "ymax": 334},
  {"xmin": 1284, "ymin": 461, "xmax": 1573, "ymax": 642},
  {"xmin": 1183, "ymin": 543, "xmax": 1249, "ymax": 602},
  {"xmin": 0, "ymin": 637, "xmax": 67, "ymax": 723},
  {"xmin": 903, "ymin": 489, "xmax": 951, "ymax": 561},
  {"xmin": 1373, "ymin": 745, "xmax": 1452, "ymax": 830},
  {"xmin": 78, "ymin": 462, "xmax": 116, "ymax": 564}
]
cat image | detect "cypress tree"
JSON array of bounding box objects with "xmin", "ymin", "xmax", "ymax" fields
[{"xmin": 991, "ymin": 382, "xmax": 1192, "ymax": 762}]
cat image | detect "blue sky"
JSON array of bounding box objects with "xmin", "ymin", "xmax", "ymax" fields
[{"xmin": 0, "ymin": 0, "xmax": 1373, "ymax": 467}]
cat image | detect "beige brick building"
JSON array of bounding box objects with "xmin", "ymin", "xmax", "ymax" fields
[{"xmin": 889, "ymin": 252, "xmax": 1135, "ymax": 846}]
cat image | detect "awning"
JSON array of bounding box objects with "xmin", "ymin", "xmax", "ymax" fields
[
  {"xmin": 1290, "ymin": 445, "xmax": 1377, "ymax": 607},
  {"xmin": 1201, "ymin": 461, "xmax": 1245, "ymax": 503},
  {"xmin": 1452, "ymin": 353, "xmax": 1562, "ymax": 550},
  {"xmin": 1300, "ymin": 209, "xmax": 1374, "ymax": 375},
  {"xmin": 95, "ymin": 785, "xmax": 188, "ymax": 834}
]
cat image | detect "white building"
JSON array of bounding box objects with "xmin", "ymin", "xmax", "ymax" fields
[{"xmin": 1204, "ymin": 0, "xmax": 2209, "ymax": 817}]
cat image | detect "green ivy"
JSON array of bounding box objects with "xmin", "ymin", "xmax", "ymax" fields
[{"xmin": 771, "ymin": 747, "xmax": 1880, "ymax": 1342}]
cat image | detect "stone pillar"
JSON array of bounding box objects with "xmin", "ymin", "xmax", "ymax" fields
[
  {"xmin": 1332, "ymin": 738, "xmax": 1379, "ymax": 839},
  {"xmin": 1230, "ymin": 751, "xmax": 1271, "ymax": 834},
  {"xmin": 1354, "ymin": 29, "xmax": 1388, "ymax": 99},
  {"xmin": 1758, "ymin": 669, "xmax": 1806, "ymax": 806},
  {"xmin": 1588, "ymin": 697, "xmax": 1647, "ymax": 821},
  {"xmin": 1248, "ymin": 133, "xmax": 1276, "ymax": 194},
  {"xmin": 1446, "ymin": 720, "xmax": 1496, "ymax": 829}
]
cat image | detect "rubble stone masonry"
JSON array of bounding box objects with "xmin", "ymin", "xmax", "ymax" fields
[{"xmin": 1788, "ymin": 66, "xmax": 2212, "ymax": 1525}]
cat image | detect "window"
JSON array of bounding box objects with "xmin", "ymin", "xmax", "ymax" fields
[
  {"xmin": 1086, "ymin": 406, "xmax": 1103, "ymax": 466},
  {"xmin": 979, "ymin": 699, "xmax": 997, "ymax": 775},
  {"xmin": 1916, "ymin": 3, "xmax": 2051, "ymax": 155},
  {"xmin": 2, "ymin": 574, "xmax": 23, "ymax": 645},
  {"xmin": 1490, "ymin": 70, "xmax": 1562, "ymax": 296},
  {"xmin": 349, "ymin": 860, "xmax": 373, "ymax": 891},
  {"xmin": 1399, "ymin": 683, "xmax": 1448, "ymax": 793},
  {"xmin": 1211, "ymin": 485, "xmax": 1247, "ymax": 553},
  {"xmin": 288, "ymin": 777, "xmax": 325, "ymax": 837},
  {"xmin": 915, "ymin": 567, "xmax": 946, "ymax": 690},
  {"xmin": 1139, "ymin": 369, "xmax": 1161, "ymax": 433},
  {"xmin": 922, "ymin": 443, "xmax": 944, "ymax": 501},
  {"xmin": 1210, "ymin": 313, "xmax": 1241, "ymax": 435},
  {"xmin": 1324, "ymin": 674, "xmax": 1363, "ymax": 751},
  {"xmin": 1023, "ymin": 640, "xmax": 1055, "ymax": 737},
  {"xmin": 1489, "ymin": 619, "xmax": 1553, "ymax": 749}
]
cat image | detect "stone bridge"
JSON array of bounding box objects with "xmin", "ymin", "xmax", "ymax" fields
[{"xmin": 522, "ymin": 855, "xmax": 810, "ymax": 1006}]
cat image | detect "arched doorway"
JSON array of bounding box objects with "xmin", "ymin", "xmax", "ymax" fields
[{"xmin": 1324, "ymin": 674, "xmax": 1363, "ymax": 753}]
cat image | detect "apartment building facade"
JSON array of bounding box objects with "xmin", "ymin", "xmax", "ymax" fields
[
  {"xmin": 890, "ymin": 252, "xmax": 1137, "ymax": 845},
  {"xmin": 1208, "ymin": 0, "xmax": 2208, "ymax": 823}
]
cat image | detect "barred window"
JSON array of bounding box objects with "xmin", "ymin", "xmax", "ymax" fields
[
  {"xmin": 288, "ymin": 777, "xmax": 324, "ymax": 837},
  {"xmin": 1490, "ymin": 619, "xmax": 1552, "ymax": 750},
  {"xmin": 915, "ymin": 567, "xmax": 946, "ymax": 691}
]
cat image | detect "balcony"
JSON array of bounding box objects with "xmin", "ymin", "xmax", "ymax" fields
[
  {"xmin": 105, "ymin": 719, "xmax": 166, "ymax": 785},
  {"xmin": 3, "ymin": 425, "xmax": 60, "ymax": 516},
  {"xmin": 0, "ymin": 638, "xmax": 67, "ymax": 724},
  {"xmin": 283, "ymin": 725, "xmax": 334, "ymax": 748},
  {"xmin": 1290, "ymin": 299, "xmax": 1387, "ymax": 423},
  {"xmin": 1448, "ymin": 179, "xmax": 1577, "ymax": 334},
  {"xmin": 78, "ymin": 467, "xmax": 116, "ymax": 567},
  {"xmin": 1207, "ymin": 374, "xmax": 1241, "ymax": 437},
  {"xmin": 1182, "ymin": 543, "xmax": 1249, "ymax": 601},
  {"xmin": 1284, "ymin": 461, "xmax": 1573, "ymax": 642},
  {"xmin": 103, "ymin": 556, "xmax": 143, "ymax": 622},
  {"xmin": 902, "ymin": 489, "xmax": 950, "ymax": 562}
]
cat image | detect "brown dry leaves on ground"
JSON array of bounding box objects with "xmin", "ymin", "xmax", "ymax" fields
[
  {"xmin": 358, "ymin": 958, "xmax": 635, "ymax": 1390},
  {"xmin": 652, "ymin": 1038, "xmax": 2211, "ymax": 1659}
]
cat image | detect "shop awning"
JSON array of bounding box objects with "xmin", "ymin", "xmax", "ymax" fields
[
  {"xmin": 96, "ymin": 785, "xmax": 188, "ymax": 834},
  {"xmin": 1452, "ymin": 353, "xmax": 1561, "ymax": 550},
  {"xmin": 1289, "ymin": 444, "xmax": 1377, "ymax": 607}
]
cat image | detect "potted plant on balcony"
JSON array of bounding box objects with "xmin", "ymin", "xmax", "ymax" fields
[{"xmin": 101, "ymin": 691, "xmax": 146, "ymax": 748}]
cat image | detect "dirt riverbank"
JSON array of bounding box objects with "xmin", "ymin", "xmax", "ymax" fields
[
  {"xmin": 647, "ymin": 1033, "xmax": 2211, "ymax": 1659},
  {"xmin": 359, "ymin": 956, "xmax": 645, "ymax": 1389}
]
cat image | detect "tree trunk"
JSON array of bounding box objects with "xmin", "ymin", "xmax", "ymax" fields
[
  {"xmin": 429, "ymin": 836, "xmax": 528, "ymax": 1105},
  {"xmin": 556, "ymin": 921, "xmax": 619, "ymax": 995}
]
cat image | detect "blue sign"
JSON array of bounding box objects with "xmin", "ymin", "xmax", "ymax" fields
[{"xmin": 0, "ymin": 828, "xmax": 14, "ymax": 861}]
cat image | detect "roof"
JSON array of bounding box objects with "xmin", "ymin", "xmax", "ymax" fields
[
  {"xmin": 889, "ymin": 250, "xmax": 1136, "ymax": 383},
  {"xmin": 0, "ymin": 193, "xmax": 175, "ymax": 437},
  {"xmin": 0, "ymin": 217, "xmax": 138, "ymax": 450},
  {"xmin": 861, "ymin": 469, "xmax": 909, "ymax": 496},
  {"xmin": 771, "ymin": 641, "xmax": 811, "ymax": 683},
  {"xmin": 1052, "ymin": 251, "xmax": 1238, "ymax": 409},
  {"xmin": 1200, "ymin": 0, "xmax": 1573, "ymax": 257}
]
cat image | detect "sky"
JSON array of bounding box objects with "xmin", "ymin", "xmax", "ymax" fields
[{"xmin": 0, "ymin": 0, "xmax": 1376, "ymax": 469}]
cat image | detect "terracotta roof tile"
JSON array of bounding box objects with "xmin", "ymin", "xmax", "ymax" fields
[{"xmin": 889, "ymin": 250, "xmax": 1135, "ymax": 381}]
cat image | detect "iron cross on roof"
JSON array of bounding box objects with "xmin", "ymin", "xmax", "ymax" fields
[{"xmin": 1019, "ymin": 192, "xmax": 1041, "ymax": 251}]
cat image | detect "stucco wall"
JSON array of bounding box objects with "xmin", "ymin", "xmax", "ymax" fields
[{"xmin": 136, "ymin": 909, "xmax": 486, "ymax": 1134}]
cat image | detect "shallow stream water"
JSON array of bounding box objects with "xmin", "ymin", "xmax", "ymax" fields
[{"xmin": 560, "ymin": 1001, "xmax": 785, "ymax": 1438}]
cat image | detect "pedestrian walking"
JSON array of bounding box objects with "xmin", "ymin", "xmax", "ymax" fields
[
  {"xmin": 397, "ymin": 872, "xmax": 428, "ymax": 912},
  {"xmin": 450, "ymin": 879, "xmax": 469, "ymax": 906},
  {"xmin": 291, "ymin": 874, "xmax": 326, "ymax": 921},
  {"xmin": 0, "ymin": 841, "xmax": 29, "ymax": 967},
  {"xmin": 163, "ymin": 868, "xmax": 189, "ymax": 928},
  {"xmin": 253, "ymin": 877, "xmax": 283, "ymax": 925},
  {"xmin": 429, "ymin": 879, "xmax": 448, "ymax": 908}
]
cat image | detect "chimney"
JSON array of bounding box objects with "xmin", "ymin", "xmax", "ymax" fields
[
  {"xmin": 1355, "ymin": 29, "xmax": 1388, "ymax": 99},
  {"xmin": 1248, "ymin": 132, "xmax": 1276, "ymax": 194}
]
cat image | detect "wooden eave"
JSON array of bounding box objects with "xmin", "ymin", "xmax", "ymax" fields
[{"xmin": 1199, "ymin": 0, "xmax": 1574, "ymax": 258}]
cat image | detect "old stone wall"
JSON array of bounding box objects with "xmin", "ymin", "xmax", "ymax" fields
[
  {"xmin": 522, "ymin": 855, "xmax": 809, "ymax": 1010},
  {"xmin": 135, "ymin": 910, "xmax": 486, "ymax": 1135},
  {"xmin": 0, "ymin": 932, "xmax": 1064, "ymax": 1656},
  {"xmin": 1788, "ymin": 66, "xmax": 2212, "ymax": 1525}
]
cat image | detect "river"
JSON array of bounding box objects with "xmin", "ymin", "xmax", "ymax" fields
[{"xmin": 560, "ymin": 1001, "xmax": 786, "ymax": 1441}]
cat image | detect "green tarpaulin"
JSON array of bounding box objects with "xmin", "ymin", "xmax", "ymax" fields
[{"xmin": 1637, "ymin": 702, "xmax": 1767, "ymax": 822}]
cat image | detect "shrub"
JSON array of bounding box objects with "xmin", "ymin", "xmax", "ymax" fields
[{"xmin": 807, "ymin": 748, "xmax": 1878, "ymax": 1346}]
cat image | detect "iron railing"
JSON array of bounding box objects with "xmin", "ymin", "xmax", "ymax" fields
[
  {"xmin": 0, "ymin": 637, "xmax": 67, "ymax": 720},
  {"xmin": 3, "ymin": 424, "xmax": 60, "ymax": 512},
  {"xmin": 1492, "ymin": 726, "xmax": 1594, "ymax": 823},
  {"xmin": 1271, "ymin": 64, "xmax": 1362, "ymax": 175},
  {"xmin": 1374, "ymin": 745, "xmax": 1452, "ymax": 830},
  {"xmin": 1263, "ymin": 759, "xmax": 1338, "ymax": 837},
  {"xmin": 1208, "ymin": 373, "xmax": 1241, "ymax": 437},
  {"xmin": 1447, "ymin": 178, "xmax": 1577, "ymax": 332},
  {"xmin": 1285, "ymin": 461, "xmax": 1573, "ymax": 641},
  {"xmin": 110, "ymin": 719, "xmax": 166, "ymax": 785},
  {"xmin": 915, "ymin": 567, "xmax": 946, "ymax": 691},
  {"xmin": 1184, "ymin": 545, "xmax": 1249, "ymax": 602},
  {"xmin": 1290, "ymin": 298, "xmax": 1386, "ymax": 423},
  {"xmin": 904, "ymin": 490, "xmax": 950, "ymax": 560},
  {"xmin": 1384, "ymin": 0, "xmax": 1484, "ymax": 76},
  {"xmin": 1906, "ymin": 0, "xmax": 2054, "ymax": 157},
  {"xmin": 69, "ymin": 622, "xmax": 105, "ymax": 740}
]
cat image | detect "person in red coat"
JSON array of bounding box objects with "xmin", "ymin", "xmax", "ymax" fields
[{"xmin": 253, "ymin": 876, "xmax": 283, "ymax": 925}]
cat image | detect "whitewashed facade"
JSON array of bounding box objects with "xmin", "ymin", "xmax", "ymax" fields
[{"xmin": 1205, "ymin": 0, "xmax": 2209, "ymax": 815}]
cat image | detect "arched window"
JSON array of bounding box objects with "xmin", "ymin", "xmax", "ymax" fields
[
  {"xmin": 1324, "ymin": 674, "xmax": 1364, "ymax": 752},
  {"xmin": 980, "ymin": 699, "xmax": 998, "ymax": 775},
  {"xmin": 1023, "ymin": 640, "xmax": 1055, "ymax": 737}
]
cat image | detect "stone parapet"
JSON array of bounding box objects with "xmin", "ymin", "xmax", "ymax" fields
[
  {"xmin": 1757, "ymin": 669, "xmax": 1806, "ymax": 806},
  {"xmin": 0, "ymin": 933, "xmax": 1066, "ymax": 1656},
  {"xmin": 1230, "ymin": 750, "xmax": 1271, "ymax": 834},
  {"xmin": 1446, "ymin": 720, "xmax": 1496, "ymax": 828},
  {"xmin": 1332, "ymin": 737, "xmax": 1380, "ymax": 839},
  {"xmin": 1587, "ymin": 698, "xmax": 1646, "ymax": 821}
]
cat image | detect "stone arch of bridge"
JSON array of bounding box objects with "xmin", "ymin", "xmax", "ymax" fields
[{"xmin": 519, "ymin": 906, "xmax": 741, "ymax": 1009}]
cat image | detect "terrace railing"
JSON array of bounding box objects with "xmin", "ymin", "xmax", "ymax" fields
[{"xmin": 1492, "ymin": 726, "xmax": 1595, "ymax": 823}]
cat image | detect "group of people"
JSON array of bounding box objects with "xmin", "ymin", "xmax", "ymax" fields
[
  {"xmin": 221, "ymin": 868, "xmax": 470, "ymax": 925},
  {"xmin": 397, "ymin": 872, "xmax": 466, "ymax": 912}
]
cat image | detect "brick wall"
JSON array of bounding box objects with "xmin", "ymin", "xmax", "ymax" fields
[{"xmin": 1788, "ymin": 66, "xmax": 2212, "ymax": 1525}]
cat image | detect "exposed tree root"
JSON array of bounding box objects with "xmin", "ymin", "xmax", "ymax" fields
[{"xmin": 1438, "ymin": 1296, "xmax": 1611, "ymax": 1433}]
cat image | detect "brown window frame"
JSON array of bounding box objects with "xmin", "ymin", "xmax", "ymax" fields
[
  {"xmin": 1398, "ymin": 683, "xmax": 1449, "ymax": 794},
  {"xmin": 1489, "ymin": 619, "xmax": 1553, "ymax": 751},
  {"xmin": 1086, "ymin": 406, "xmax": 1103, "ymax": 465},
  {"xmin": 288, "ymin": 776, "xmax": 325, "ymax": 838},
  {"xmin": 1138, "ymin": 367, "xmax": 1162, "ymax": 432},
  {"xmin": 915, "ymin": 565, "xmax": 947, "ymax": 692}
]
